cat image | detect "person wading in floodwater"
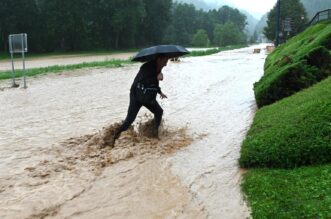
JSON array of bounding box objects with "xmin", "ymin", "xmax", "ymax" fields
[{"xmin": 105, "ymin": 56, "xmax": 169, "ymax": 147}]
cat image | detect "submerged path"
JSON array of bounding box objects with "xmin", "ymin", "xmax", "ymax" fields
[
  {"xmin": 0, "ymin": 44, "xmax": 267, "ymax": 218},
  {"xmin": 0, "ymin": 52, "xmax": 135, "ymax": 71}
]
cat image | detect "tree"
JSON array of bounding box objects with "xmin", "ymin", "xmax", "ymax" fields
[
  {"xmin": 214, "ymin": 6, "xmax": 247, "ymax": 31},
  {"xmin": 0, "ymin": 0, "xmax": 40, "ymax": 52},
  {"xmin": 213, "ymin": 22, "xmax": 246, "ymax": 47},
  {"xmin": 191, "ymin": 29, "xmax": 210, "ymax": 47},
  {"xmin": 169, "ymin": 3, "xmax": 199, "ymax": 45},
  {"xmin": 0, "ymin": 0, "xmax": 248, "ymax": 52},
  {"xmin": 110, "ymin": 0, "xmax": 146, "ymax": 49},
  {"xmin": 264, "ymin": 0, "xmax": 308, "ymax": 42},
  {"xmin": 139, "ymin": 0, "xmax": 172, "ymax": 46},
  {"xmin": 205, "ymin": 6, "xmax": 247, "ymax": 44},
  {"xmin": 39, "ymin": 0, "xmax": 90, "ymax": 51}
]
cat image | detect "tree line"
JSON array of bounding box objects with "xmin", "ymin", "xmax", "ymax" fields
[{"xmin": 0, "ymin": 0, "xmax": 247, "ymax": 53}]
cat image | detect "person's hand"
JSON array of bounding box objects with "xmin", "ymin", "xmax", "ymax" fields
[
  {"xmin": 160, "ymin": 91, "xmax": 167, "ymax": 99},
  {"xmin": 157, "ymin": 73, "xmax": 164, "ymax": 81}
]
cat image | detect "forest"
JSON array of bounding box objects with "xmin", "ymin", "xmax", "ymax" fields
[{"xmin": 0, "ymin": 0, "xmax": 247, "ymax": 53}]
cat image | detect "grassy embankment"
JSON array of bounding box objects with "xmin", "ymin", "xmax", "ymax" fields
[
  {"xmin": 0, "ymin": 45, "xmax": 246, "ymax": 81},
  {"xmin": 186, "ymin": 44, "xmax": 246, "ymax": 57},
  {"xmin": 254, "ymin": 21, "xmax": 331, "ymax": 108},
  {"xmin": 240, "ymin": 21, "xmax": 331, "ymax": 218}
]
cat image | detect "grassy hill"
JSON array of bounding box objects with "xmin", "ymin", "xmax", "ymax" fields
[
  {"xmin": 254, "ymin": 21, "xmax": 331, "ymax": 107},
  {"xmin": 240, "ymin": 77, "xmax": 331, "ymax": 168},
  {"xmin": 240, "ymin": 21, "xmax": 331, "ymax": 218}
]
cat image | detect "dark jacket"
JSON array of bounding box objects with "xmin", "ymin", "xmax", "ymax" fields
[{"xmin": 131, "ymin": 60, "xmax": 161, "ymax": 94}]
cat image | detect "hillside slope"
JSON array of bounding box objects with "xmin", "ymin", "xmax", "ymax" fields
[
  {"xmin": 240, "ymin": 21, "xmax": 331, "ymax": 219},
  {"xmin": 241, "ymin": 77, "xmax": 331, "ymax": 168},
  {"xmin": 254, "ymin": 21, "xmax": 331, "ymax": 107}
]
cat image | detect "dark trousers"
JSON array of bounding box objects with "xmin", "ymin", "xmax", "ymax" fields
[{"xmin": 117, "ymin": 91, "xmax": 163, "ymax": 134}]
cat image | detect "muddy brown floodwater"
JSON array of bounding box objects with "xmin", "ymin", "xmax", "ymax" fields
[{"xmin": 0, "ymin": 44, "xmax": 268, "ymax": 218}]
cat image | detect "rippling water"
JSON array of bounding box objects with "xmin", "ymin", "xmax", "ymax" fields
[{"xmin": 0, "ymin": 44, "xmax": 268, "ymax": 218}]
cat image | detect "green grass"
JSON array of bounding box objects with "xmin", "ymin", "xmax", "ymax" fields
[
  {"xmin": 242, "ymin": 164, "xmax": 331, "ymax": 219},
  {"xmin": 240, "ymin": 77, "xmax": 331, "ymax": 168},
  {"xmin": 254, "ymin": 21, "xmax": 331, "ymax": 107},
  {"xmin": 185, "ymin": 44, "xmax": 246, "ymax": 57},
  {"xmin": 0, "ymin": 59, "xmax": 132, "ymax": 80}
]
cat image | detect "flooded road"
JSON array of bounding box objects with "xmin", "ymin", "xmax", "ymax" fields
[
  {"xmin": 0, "ymin": 44, "xmax": 267, "ymax": 218},
  {"xmin": 0, "ymin": 52, "xmax": 135, "ymax": 71},
  {"xmin": 0, "ymin": 48, "xmax": 207, "ymax": 71}
]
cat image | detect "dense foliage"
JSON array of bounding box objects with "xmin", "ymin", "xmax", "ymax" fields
[
  {"xmin": 0, "ymin": 0, "xmax": 247, "ymax": 53},
  {"xmin": 254, "ymin": 22, "xmax": 331, "ymax": 107},
  {"xmin": 213, "ymin": 22, "xmax": 246, "ymax": 46},
  {"xmin": 253, "ymin": 0, "xmax": 331, "ymax": 42},
  {"xmin": 264, "ymin": 0, "xmax": 308, "ymax": 42},
  {"xmin": 191, "ymin": 29, "xmax": 210, "ymax": 47}
]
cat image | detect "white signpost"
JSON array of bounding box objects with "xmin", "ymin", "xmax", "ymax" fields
[{"xmin": 9, "ymin": 33, "xmax": 28, "ymax": 88}]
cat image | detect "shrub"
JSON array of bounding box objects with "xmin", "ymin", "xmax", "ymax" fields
[
  {"xmin": 191, "ymin": 29, "xmax": 210, "ymax": 47},
  {"xmin": 305, "ymin": 46, "xmax": 331, "ymax": 69},
  {"xmin": 240, "ymin": 77, "xmax": 331, "ymax": 168}
]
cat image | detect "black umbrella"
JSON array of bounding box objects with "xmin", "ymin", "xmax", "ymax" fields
[{"xmin": 132, "ymin": 45, "xmax": 190, "ymax": 62}]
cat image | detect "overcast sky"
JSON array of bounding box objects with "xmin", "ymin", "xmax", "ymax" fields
[{"xmin": 205, "ymin": 0, "xmax": 278, "ymax": 18}]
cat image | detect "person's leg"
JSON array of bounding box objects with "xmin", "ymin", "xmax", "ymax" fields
[
  {"xmin": 117, "ymin": 92, "xmax": 142, "ymax": 135},
  {"xmin": 144, "ymin": 100, "xmax": 163, "ymax": 137},
  {"xmin": 103, "ymin": 93, "xmax": 141, "ymax": 147}
]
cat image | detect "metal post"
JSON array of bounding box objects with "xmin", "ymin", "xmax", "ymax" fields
[
  {"xmin": 275, "ymin": 0, "xmax": 281, "ymax": 47},
  {"xmin": 9, "ymin": 35, "xmax": 18, "ymax": 87},
  {"xmin": 10, "ymin": 51, "xmax": 17, "ymax": 87},
  {"xmin": 21, "ymin": 34, "xmax": 27, "ymax": 88}
]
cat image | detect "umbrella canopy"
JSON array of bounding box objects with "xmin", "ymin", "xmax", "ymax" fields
[{"xmin": 132, "ymin": 45, "xmax": 189, "ymax": 62}]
